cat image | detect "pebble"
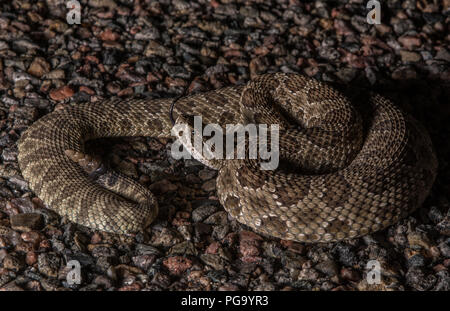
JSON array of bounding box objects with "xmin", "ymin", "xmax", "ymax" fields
[
  {"xmin": 163, "ymin": 256, "xmax": 193, "ymax": 275},
  {"xmin": 315, "ymin": 260, "xmax": 339, "ymax": 277},
  {"xmin": 144, "ymin": 40, "xmax": 173, "ymax": 57},
  {"xmin": 10, "ymin": 213, "xmax": 43, "ymax": 232},
  {"xmin": 400, "ymin": 50, "xmax": 422, "ymax": 62},
  {"xmin": 2, "ymin": 254, "xmax": 24, "ymax": 272},
  {"xmin": 0, "ymin": 281, "xmax": 24, "ymax": 291},
  {"xmin": 8, "ymin": 198, "xmax": 35, "ymax": 214},
  {"xmin": 0, "ymin": 0, "xmax": 447, "ymax": 292},
  {"xmin": 93, "ymin": 275, "xmax": 114, "ymax": 289},
  {"xmin": 21, "ymin": 231, "xmax": 44, "ymax": 245},
  {"xmin": 37, "ymin": 253, "xmax": 61, "ymax": 278},
  {"xmin": 148, "ymin": 179, "xmax": 178, "ymax": 193},
  {"xmin": 392, "ymin": 66, "xmax": 417, "ymax": 79},
  {"xmin": 436, "ymin": 217, "xmax": 450, "ymax": 236},
  {"xmin": 198, "ymin": 169, "xmax": 216, "ymax": 181},
  {"xmin": 407, "ymin": 254, "xmax": 427, "ymax": 268},
  {"xmin": 135, "ymin": 244, "xmax": 162, "ymax": 256},
  {"xmin": 200, "ymin": 254, "xmax": 227, "ymax": 270},
  {"xmin": 25, "ymin": 251, "xmax": 38, "ymax": 266},
  {"xmin": 406, "ymin": 267, "xmax": 437, "ymax": 290},
  {"xmin": 203, "ymin": 211, "xmax": 228, "ymax": 226},
  {"xmin": 340, "ymin": 267, "xmax": 361, "ymax": 282},
  {"xmin": 152, "ymin": 228, "xmax": 183, "ymax": 247},
  {"xmin": 169, "ymin": 241, "xmax": 197, "ymax": 256},
  {"xmin": 44, "ymin": 69, "xmax": 65, "ymax": 80},
  {"xmin": 191, "ymin": 204, "xmax": 219, "ymax": 222},
  {"xmin": 201, "ymin": 179, "xmax": 216, "ymax": 192},
  {"xmin": 49, "ymin": 85, "xmax": 75, "ymax": 101},
  {"xmin": 398, "ymin": 36, "xmax": 422, "ymax": 49}
]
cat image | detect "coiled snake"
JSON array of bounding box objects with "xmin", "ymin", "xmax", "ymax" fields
[{"xmin": 17, "ymin": 73, "xmax": 437, "ymax": 242}]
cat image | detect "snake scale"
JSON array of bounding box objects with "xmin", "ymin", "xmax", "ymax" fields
[{"xmin": 17, "ymin": 73, "xmax": 438, "ymax": 242}]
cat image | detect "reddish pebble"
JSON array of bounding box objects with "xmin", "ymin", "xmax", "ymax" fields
[
  {"xmin": 205, "ymin": 242, "xmax": 220, "ymax": 254},
  {"xmin": 91, "ymin": 233, "xmax": 102, "ymax": 244},
  {"xmin": 444, "ymin": 259, "xmax": 450, "ymax": 267},
  {"xmin": 218, "ymin": 284, "xmax": 240, "ymax": 291},
  {"xmin": 79, "ymin": 86, "xmax": 95, "ymax": 95},
  {"xmin": 39, "ymin": 239, "xmax": 51, "ymax": 249}
]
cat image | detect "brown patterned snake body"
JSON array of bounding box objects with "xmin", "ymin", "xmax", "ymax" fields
[{"xmin": 17, "ymin": 73, "xmax": 437, "ymax": 242}]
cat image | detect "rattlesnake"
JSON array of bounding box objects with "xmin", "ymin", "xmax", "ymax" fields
[{"xmin": 17, "ymin": 73, "xmax": 437, "ymax": 242}]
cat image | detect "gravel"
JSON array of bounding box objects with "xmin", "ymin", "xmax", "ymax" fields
[{"xmin": 0, "ymin": 0, "xmax": 449, "ymax": 291}]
